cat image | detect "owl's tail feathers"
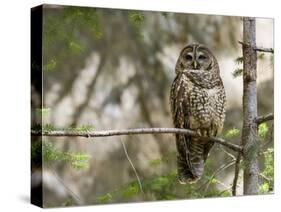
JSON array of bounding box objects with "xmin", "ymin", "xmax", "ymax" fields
[
  {"xmin": 177, "ymin": 155, "xmax": 200, "ymax": 184},
  {"xmin": 177, "ymin": 139, "xmax": 205, "ymax": 184}
]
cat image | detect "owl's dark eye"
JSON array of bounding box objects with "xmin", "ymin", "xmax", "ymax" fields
[
  {"xmin": 198, "ymin": 55, "xmax": 207, "ymax": 60},
  {"xmin": 185, "ymin": 54, "xmax": 193, "ymax": 61}
]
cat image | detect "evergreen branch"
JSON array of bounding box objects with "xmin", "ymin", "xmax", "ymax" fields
[
  {"xmin": 261, "ymin": 123, "xmax": 274, "ymax": 150},
  {"xmin": 232, "ymin": 68, "xmax": 243, "ymax": 78},
  {"xmin": 255, "ymin": 113, "xmax": 274, "ymax": 125},
  {"xmin": 238, "ymin": 41, "xmax": 274, "ymax": 53},
  {"xmin": 31, "ymin": 127, "xmax": 243, "ymax": 153},
  {"xmin": 233, "ymin": 112, "xmax": 273, "ymax": 196}
]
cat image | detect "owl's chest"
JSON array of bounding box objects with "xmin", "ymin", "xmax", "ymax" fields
[
  {"xmin": 181, "ymin": 77, "xmax": 219, "ymax": 106},
  {"xmin": 173, "ymin": 73, "xmax": 224, "ymax": 110},
  {"xmin": 189, "ymin": 86, "xmax": 221, "ymax": 107},
  {"xmin": 182, "ymin": 77, "xmax": 225, "ymax": 127}
]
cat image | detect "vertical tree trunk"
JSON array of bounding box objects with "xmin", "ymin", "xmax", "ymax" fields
[{"xmin": 242, "ymin": 17, "xmax": 259, "ymax": 195}]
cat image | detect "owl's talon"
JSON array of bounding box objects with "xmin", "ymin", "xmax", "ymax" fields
[{"xmin": 195, "ymin": 129, "xmax": 211, "ymax": 137}]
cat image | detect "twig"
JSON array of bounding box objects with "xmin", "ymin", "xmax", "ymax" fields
[
  {"xmin": 238, "ymin": 41, "xmax": 274, "ymax": 53},
  {"xmin": 215, "ymin": 179, "xmax": 231, "ymax": 190},
  {"xmin": 255, "ymin": 113, "xmax": 274, "ymax": 125},
  {"xmin": 31, "ymin": 128, "xmax": 243, "ymax": 153},
  {"xmin": 199, "ymin": 159, "xmax": 235, "ymax": 190},
  {"xmin": 202, "ymin": 160, "xmax": 235, "ymax": 194},
  {"xmin": 232, "ymin": 152, "xmax": 242, "ymax": 196},
  {"xmin": 254, "ymin": 47, "xmax": 274, "ymax": 53},
  {"xmin": 218, "ymin": 187, "xmax": 234, "ymax": 196},
  {"xmin": 209, "ymin": 160, "xmax": 236, "ymax": 182},
  {"xmin": 48, "ymin": 165, "xmax": 83, "ymax": 205},
  {"xmin": 259, "ymin": 173, "xmax": 271, "ymax": 182},
  {"xmin": 218, "ymin": 145, "xmax": 236, "ymax": 161},
  {"xmin": 120, "ymin": 139, "xmax": 144, "ymax": 193}
]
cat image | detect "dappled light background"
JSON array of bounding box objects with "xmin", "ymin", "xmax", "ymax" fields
[{"xmin": 36, "ymin": 5, "xmax": 273, "ymax": 207}]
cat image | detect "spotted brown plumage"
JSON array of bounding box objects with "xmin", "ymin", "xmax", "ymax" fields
[{"xmin": 170, "ymin": 44, "xmax": 226, "ymax": 184}]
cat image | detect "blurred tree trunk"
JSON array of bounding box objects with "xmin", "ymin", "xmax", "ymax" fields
[{"xmin": 242, "ymin": 17, "xmax": 259, "ymax": 195}]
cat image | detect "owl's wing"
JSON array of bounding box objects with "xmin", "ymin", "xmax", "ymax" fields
[
  {"xmin": 170, "ymin": 75, "xmax": 191, "ymax": 150},
  {"xmin": 170, "ymin": 76, "xmax": 197, "ymax": 183}
]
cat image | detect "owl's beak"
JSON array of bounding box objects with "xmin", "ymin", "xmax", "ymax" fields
[{"xmin": 192, "ymin": 60, "xmax": 198, "ymax": 69}]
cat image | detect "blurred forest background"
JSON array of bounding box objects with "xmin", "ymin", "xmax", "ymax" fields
[{"xmin": 32, "ymin": 4, "xmax": 274, "ymax": 207}]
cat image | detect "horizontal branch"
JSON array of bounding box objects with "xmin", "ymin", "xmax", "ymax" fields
[
  {"xmin": 255, "ymin": 113, "xmax": 274, "ymax": 125},
  {"xmin": 238, "ymin": 41, "xmax": 274, "ymax": 53},
  {"xmin": 254, "ymin": 46, "xmax": 274, "ymax": 53},
  {"xmin": 31, "ymin": 127, "xmax": 243, "ymax": 153}
]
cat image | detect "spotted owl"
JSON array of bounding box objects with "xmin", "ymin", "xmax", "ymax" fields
[{"xmin": 170, "ymin": 44, "xmax": 226, "ymax": 184}]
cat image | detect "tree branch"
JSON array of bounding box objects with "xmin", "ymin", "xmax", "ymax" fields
[
  {"xmin": 31, "ymin": 127, "xmax": 243, "ymax": 153},
  {"xmin": 238, "ymin": 41, "xmax": 274, "ymax": 53},
  {"xmin": 255, "ymin": 113, "xmax": 274, "ymax": 125},
  {"xmin": 232, "ymin": 152, "xmax": 242, "ymax": 196},
  {"xmin": 254, "ymin": 47, "xmax": 274, "ymax": 53}
]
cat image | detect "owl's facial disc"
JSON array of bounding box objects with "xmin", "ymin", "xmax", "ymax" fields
[
  {"xmin": 196, "ymin": 49, "xmax": 213, "ymax": 70},
  {"xmin": 182, "ymin": 50, "xmax": 198, "ymax": 70},
  {"xmin": 183, "ymin": 52, "xmax": 203, "ymax": 70},
  {"xmin": 181, "ymin": 46, "xmax": 212, "ymax": 70}
]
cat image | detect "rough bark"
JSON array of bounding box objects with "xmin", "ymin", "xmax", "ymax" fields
[{"xmin": 242, "ymin": 17, "xmax": 259, "ymax": 195}]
